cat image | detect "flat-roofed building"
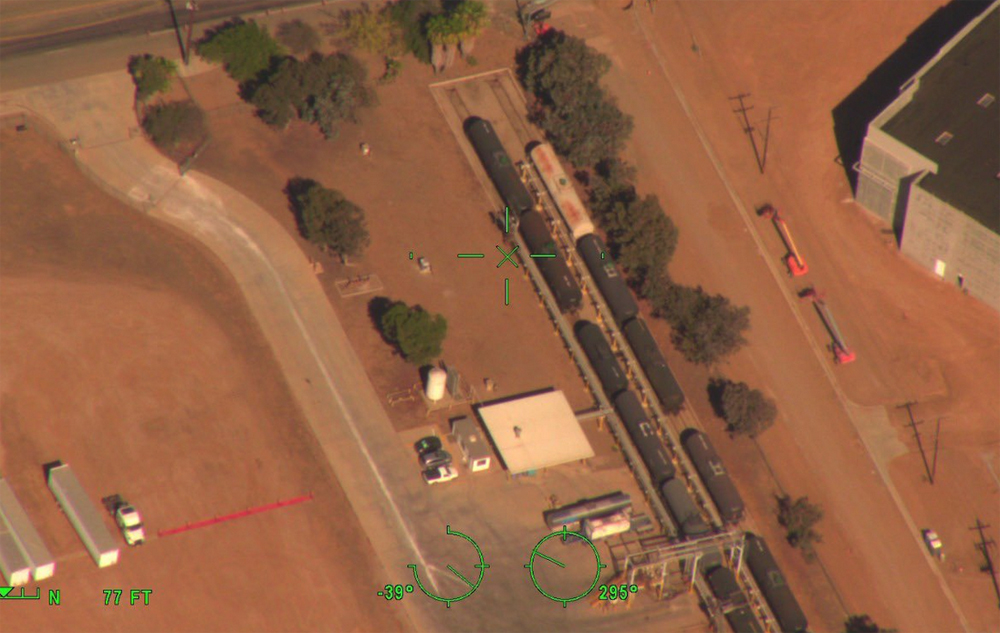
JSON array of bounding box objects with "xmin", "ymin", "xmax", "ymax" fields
[
  {"xmin": 854, "ymin": 1, "xmax": 1000, "ymax": 309},
  {"xmin": 475, "ymin": 389, "xmax": 595, "ymax": 475}
]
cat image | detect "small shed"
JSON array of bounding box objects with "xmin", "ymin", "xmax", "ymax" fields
[
  {"xmin": 451, "ymin": 416, "xmax": 492, "ymax": 472},
  {"xmin": 475, "ymin": 389, "xmax": 595, "ymax": 475}
]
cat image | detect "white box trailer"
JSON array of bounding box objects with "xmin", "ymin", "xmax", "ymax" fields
[
  {"xmin": 0, "ymin": 478, "xmax": 55, "ymax": 581},
  {"xmin": 0, "ymin": 524, "xmax": 31, "ymax": 586},
  {"xmin": 46, "ymin": 463, "xmax": 119, "ymax": 568},
  {"xmin": 450, "ymin": 416, "xmax": 492, "ymax": 472}
]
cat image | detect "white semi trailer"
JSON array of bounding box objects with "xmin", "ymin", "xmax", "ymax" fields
[
  {"xmin": 46, "ymin": 463, "xmax": 119, "ymax": 568},
  {"xmin": 0, "ymin": 478, "xmax": 55, "ymax": 581},
  {"xmin": 0, "ymin": 523, "xmax": 31, "ymax": 586}
]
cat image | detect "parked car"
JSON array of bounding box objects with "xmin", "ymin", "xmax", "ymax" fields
[
  {"xmin": 419, "ymin": 450, "xmax": 452, "ymax": 469},
  {"xmin": 923, "ymin": 529, "xmax": 945, "ymax": 560},
  {"xmin": 414, "ymin": 436, "xmax": 442, "ymax": 455},
  {"xmin": 423, "ymin": 465, "xmax": 458, "ymax": 485}
]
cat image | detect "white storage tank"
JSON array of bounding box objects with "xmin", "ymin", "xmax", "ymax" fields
[{"xmin": 425, "ymin": 368, "xmax": 447, "ymax": 402}]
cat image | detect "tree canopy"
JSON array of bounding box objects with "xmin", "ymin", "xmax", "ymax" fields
[
  {"xmin": 602, "ymin": 193, "xmax": 677, "ymax": 294},
  {"xmin": 285, "ymin": 177, "xmax": 370, "ymax": 257},
  {"xmin": 197, "ymin": 18, "xmax": 285, "ymax": 83},
  {"xmin": 127, "ymin": 54, "xmax": 177, "ymax": 101},
  {"xmin": 276, "ymin": 19, "xmax": 321, "ymax": 55},
  {"xmin": 379, "ymin": 301, "xmax": 448, "ymax": 366},
  {"xmin": 251, "ymin": 52, "xmax": 376, "ymax": 139},
  {"xmin": 777, "ymin": 495, "xmax": 824, "ymax": 555},
  {"xmin": 386, "ymin": 0, "xmax": 437, "ymax": 64},
  {"xmin": 519, "ymin": 31, "xmax": 612, "ymax": 109},
  {"xmin": 709, "ymin": 378, "xmax": 778, "ymax": 438},
  {"xmin": 340, "ymin": 4, "xmax": 404, "ymax": 57},
  {"xmin": 531, "ymin": 83, "xmax": 634, "ymax": 167},
  {"xmin": 142, "ymin": 101, "xmax": 205, "ymax": 149},
  {"xmin": 653, "ymin": 284, "xmax": 751, "ymax": 366}
]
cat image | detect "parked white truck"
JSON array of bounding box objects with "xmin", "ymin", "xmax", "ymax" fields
[
  {"xmin": 46, "ymin": 462, "xmax": 119, "ymax": 567},
  {"xmin": 103, "ymin": 495, "xmax": 145, "ymax": 546}
]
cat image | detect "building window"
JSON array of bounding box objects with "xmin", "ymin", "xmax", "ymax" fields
[
  {"xmin": 935, "ymin": 132, "xmax": 954, "ymax": 145},
  {"xmin": 978, "ymin": 93, "xmax": 996, "ymax": 108}
]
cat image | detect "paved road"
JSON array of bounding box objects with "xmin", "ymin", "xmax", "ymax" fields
[{"xmin": 0, "ymin": 0, "xmax": 311, "ymax": 58}]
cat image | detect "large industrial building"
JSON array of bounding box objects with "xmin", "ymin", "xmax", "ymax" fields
[{"xmin": 853, "ymin": 1, "xmax": 999, "ymax": 310}]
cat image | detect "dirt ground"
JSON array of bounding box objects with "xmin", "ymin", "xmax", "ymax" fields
[
  {"xmin": 44, "ymin": 1, "xmax": 996, "ymax": 632},
  {"xmin": 187, "ymin": 27, "xmax": 592, "ymax": 438},
  {"xmin": 0, "ymin": 129, "xmax": 404, "ymax": 633},
  {"xmin": 544, "ymin": 1, "xmax": 999, "ymax": 631}
]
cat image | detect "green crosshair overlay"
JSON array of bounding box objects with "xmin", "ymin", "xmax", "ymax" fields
[
  {"xmin": 408, "ymin": 525, "xmax": 489, "ymax": 608},
  {"xmin": 451, "ymin": 206, "xmax": 563, "ymax": 306},
  {"xmin": 524, "ymin": 526, "xmax": 607, "ymax": 607}
]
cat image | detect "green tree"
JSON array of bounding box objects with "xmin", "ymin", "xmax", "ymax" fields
[
  {"xmin": 386, "ymin": 0, "xmax": 437, "ymax": 64},
  {"xmin": 127, "ymin": 54, "xmax": 177, "ymax": 101},
  {"xmin": 602, "ymin": 193, "xmax": 677, "ymax": 294},
  {"xmin": 777, "ymin": 495, "xmax": 824, "ymax": 556},
  {"xmin": 426, "ymin": 12, "xmax": 461, "ymax": 72},
  {"xmin": 380, "ymin": 301, "xmax": 448, "ymax": 365},
  {"xmin": 531, "ymin": 82, "xmax": 633, "ymax": 167},
  {"xmin": 251, "ymin": 53, "xmax": 376, "ymax": 139},
  {"xmin": 277, "ymin": 19, "xmax": 321, "ymax": 55},
  {"xmin": 340, "ymin": 4, "xmax": 403, "ymax": 57},
  {"xmin": 845, "ymin": 614, "xmax": 896, "ymax": 633},
  {"xmin": 654, "ymin": 284, "xmax": 751, "ymax": 365},
  {"xmin": 197, "ymin": 18, "xmax": 285, "ymax": 83},
  {"xmin": 285, "ymin": 177, "xmax": 370, "ymax": 257},
  {"xmin": 453, "ymin": 1, "xmax": 490, "ymax": 58},
  {"xmin": 142, "ymin": 101, "xmax": 206, "ymax": 149},
  {"xmin": 709, "ymin": 378, "xmax": 777, "ymax": 438},
  {"xmin": 590, "ymin": 156, "xmax": 638, "ymax": 214},
  {"xmin": 518, "ymin": 30, "xmax": 612, "ymax": 109}
]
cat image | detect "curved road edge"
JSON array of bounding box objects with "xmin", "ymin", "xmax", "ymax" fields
[{"xmin": 0, "ymin": 70, "xmax": 435, "ymax": 632}]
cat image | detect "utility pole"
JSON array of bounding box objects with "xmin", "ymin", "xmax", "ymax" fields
[
  {"xmin": 899, "ymin": 401, "xmax": 935, "ymax": 484},
  {"xmin": 730, "ymin": 93, "xmax": 764, "ymax": 174},
  {"xmin": 759, "ymin": 107, "xmax": 775, "ymax": 174},
  {"xmin": 969, "ymin": 517, "xmax": 1000, "ymax": 609},
  {"xmin": 184, "ymin": 2, "xmax": 199, "ymax": 66},
  {"xmin": 166, "ymin": 0, "xmax": 186, "ymax": 63}
]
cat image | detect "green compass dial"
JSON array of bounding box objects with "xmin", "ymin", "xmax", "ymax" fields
[
  {"xmin": 408, "ymin": 525, "xmax": 489, "ymax": 608},
  {"xmin": 525, "ymin": 526, "xmax": 607, "ymax": 607}
]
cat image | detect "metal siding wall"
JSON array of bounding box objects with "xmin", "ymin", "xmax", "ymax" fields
[
  {"xmin": 901, "ymin": 188, "xmax": 1000, "ymax": 310},
  {"xmin": 855, "ymin": 142, "xmax": 902, "ymax": 223}
]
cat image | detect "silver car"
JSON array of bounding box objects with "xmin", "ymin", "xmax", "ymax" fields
[{"xmin": 419, "ymin": 450, "xmax": 452, "ymax": 469}]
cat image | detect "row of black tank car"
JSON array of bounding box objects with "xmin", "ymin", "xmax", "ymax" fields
[
  {"xmin": 704, "ymin": 565, "xmax": 763, "ymax": 633},
  {"xmin": 574, "ymin": 319, "xmax": 745, "ymax": 536},
  {"xmin": 701, "ymin": 534, "xmax": 808, "ymax": 633},
  {"xmin": 465, "ymin": 117, "xmax": 687, "ymax": 418},
  {"xmin": 465, "ymin": 118, "xmax": 583, "ymax": 313},
  {"xmin": 577, "ymin": 233, "xmax": 686, "ymax": 414},
  {"xmin": 466, "ymin": 116, "xmax": 802, "ymax": 632}
]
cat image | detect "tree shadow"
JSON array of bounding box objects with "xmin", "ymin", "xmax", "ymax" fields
[
  {"xmin": 832, "ymin": 0, "xmax": 991, "ymax": 191},
  {"xmin": 367, "ymin": 296, "xmax": 396, "ymax": 344},
  {"xmin": 284, "ymin": 177, "xmax": 319, "ymax": 239},
  {"xmin": 706, "ymin": 377, "xmax": 727, "ymax": 419}
]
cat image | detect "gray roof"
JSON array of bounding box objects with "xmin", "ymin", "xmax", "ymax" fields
[
  {"xmin": 476, "ymin": 390, "xmax": 594, "ymax": 475},
  {"xmin": 882, "ymin": 5, "xmax": 1000, "ymax": 233}
]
